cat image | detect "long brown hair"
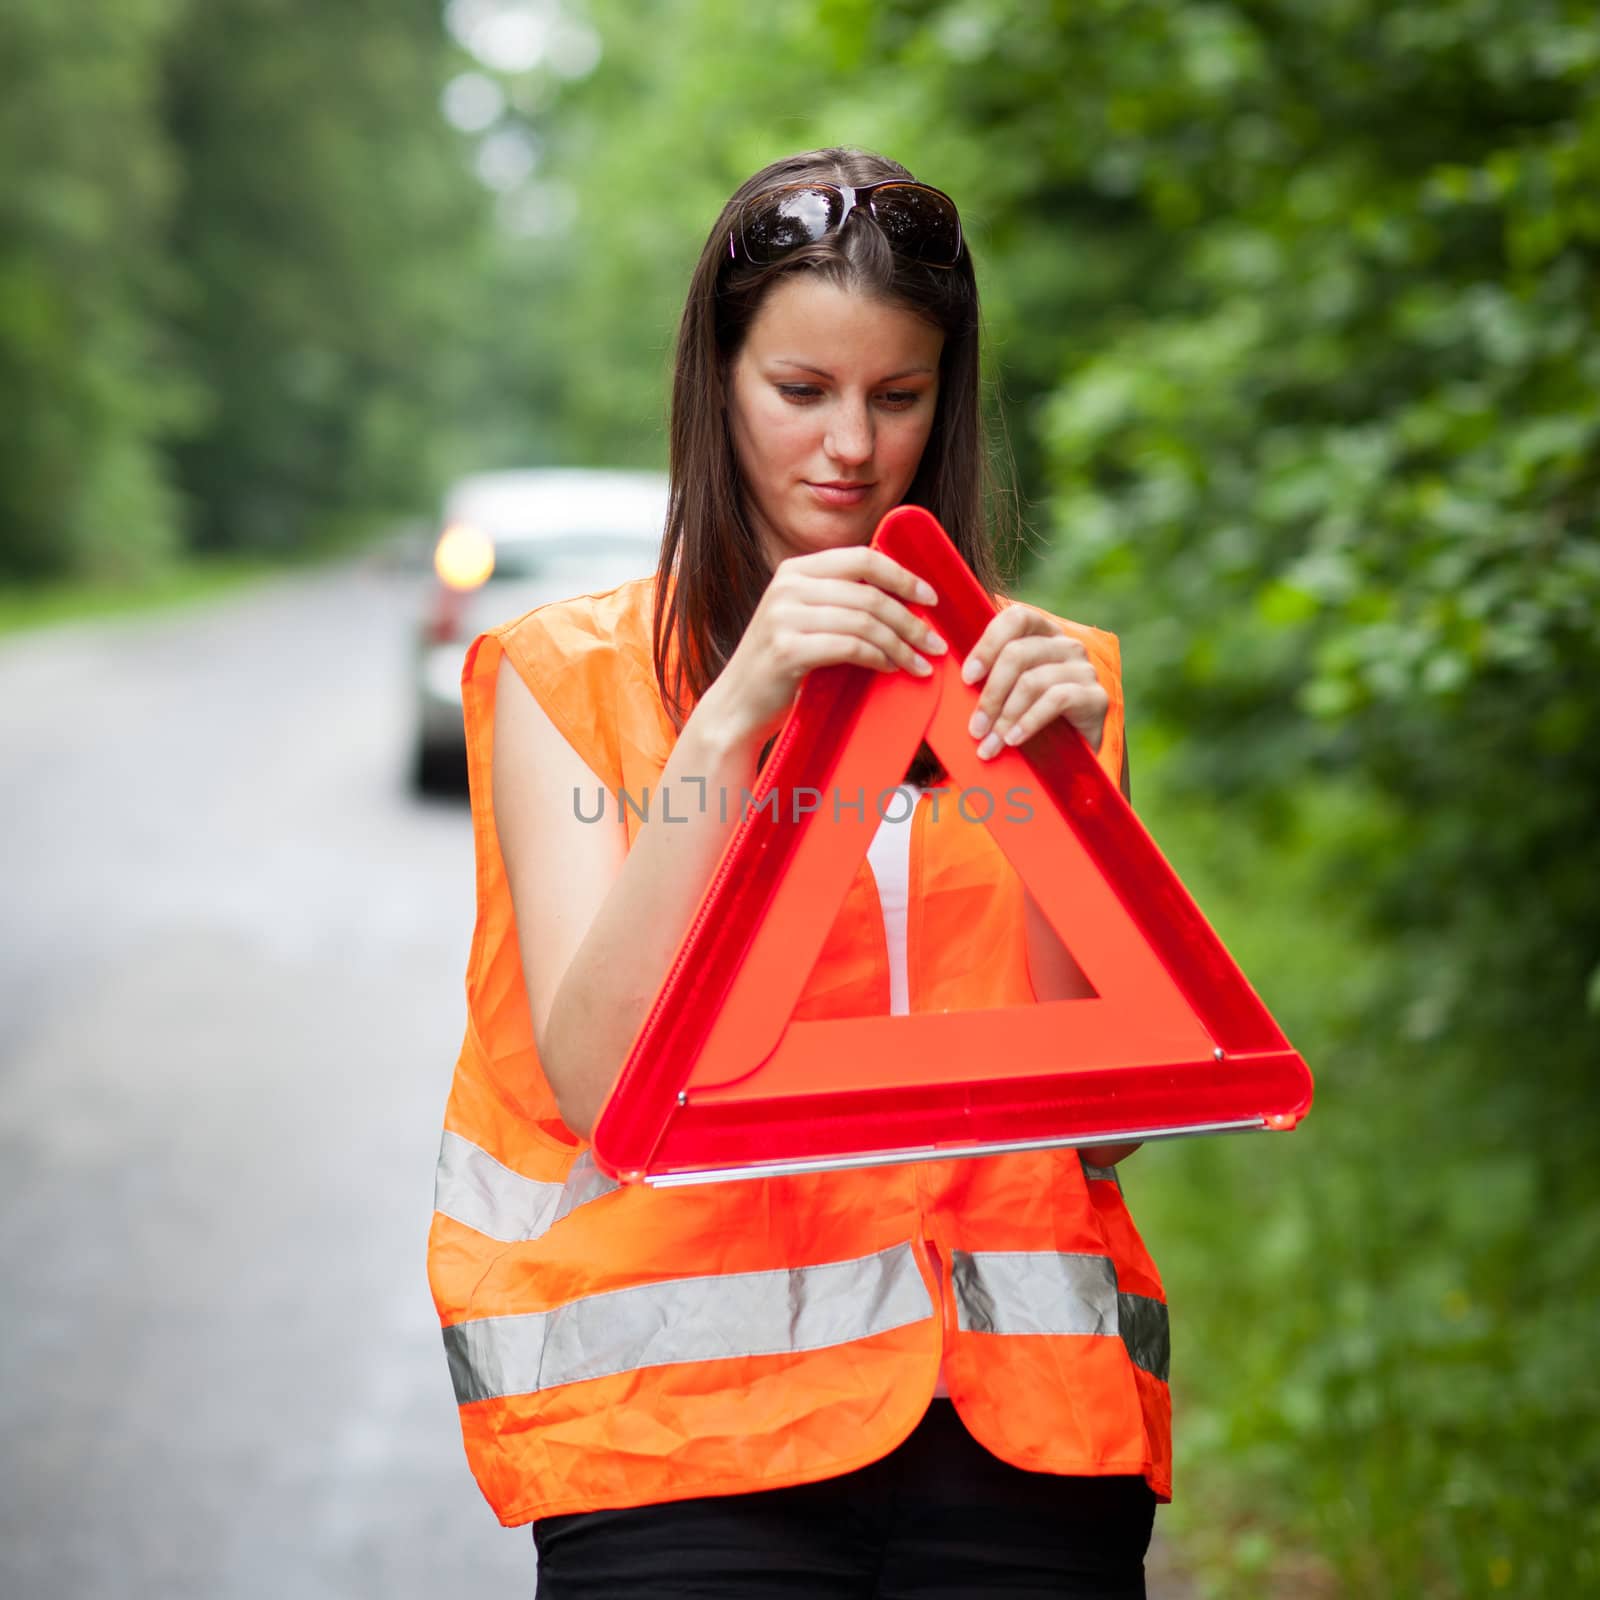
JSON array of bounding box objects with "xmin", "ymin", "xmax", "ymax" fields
[{"xmin": 651, "ymin": 147, "xmax": 1018, "ymax": 782}]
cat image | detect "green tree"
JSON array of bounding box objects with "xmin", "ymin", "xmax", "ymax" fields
[
  {"xmin": 0, "ymin": 0, "xmax": 192, "ymax": 581},
  {"xmin": 163, "ymin": 0, "xmax": 493, "ymax": 554}
]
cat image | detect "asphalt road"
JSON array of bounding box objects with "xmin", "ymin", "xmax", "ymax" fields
[
  {"xmin": 0, "ymin": 554, "xmax": 1191, "ymax": 1599},
  {"xmin": 0, "ymin": 556, "xmax": 530, "ymax": 1598}
]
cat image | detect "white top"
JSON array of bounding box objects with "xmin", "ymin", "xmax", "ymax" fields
[{"xmin": 864, "ymin": 783, "xmax": 925, "ymax": 1016}]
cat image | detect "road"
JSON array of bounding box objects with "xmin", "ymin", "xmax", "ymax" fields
[
  {"xmin": 0, "ymin": 554, "xmax": 1191, "ymax": 1598},
  {"xmin": 0, "ymin": 556, "xmax": 531, "ymax": 1598}
]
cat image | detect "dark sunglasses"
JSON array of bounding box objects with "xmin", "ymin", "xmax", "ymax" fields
[{"xmin": 728, "ymin": 180, "xmax": 964, "ymax": 269}]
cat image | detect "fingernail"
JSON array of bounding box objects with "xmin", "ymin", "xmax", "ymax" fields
[
  {"xmin": 977, "ymin": 733, "xmax": 1001, "ymax": 760},
  {"xmin": 968, "ymin": 710, "xmax": 990, "ymax": 739},
  {"xmin": 910, "ymin": 655, "xmax": 932, "ymax": 675},
  {"xmin": 917, "ymin": 581, "xmax": 937, "ymax": 605},
  {"xmin": 1003, "ymin": 724, "xmax": 1024, "ymax": 745},
  {"xmin": 923, "ymin": 631, "xmax": 947, "ymax": 654},
  {"xmin": 961, "ymin": 656, "xmax": 983, "ymax": 684}
]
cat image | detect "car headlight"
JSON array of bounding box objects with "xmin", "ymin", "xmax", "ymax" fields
[{"xmin": 434, "ymin": 522, "xmax": 495, "ymax": 590}]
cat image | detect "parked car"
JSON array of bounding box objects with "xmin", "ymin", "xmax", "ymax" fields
[{"xmin": 411, "ymin": 467, "xmax": 669, "ymax": 793}]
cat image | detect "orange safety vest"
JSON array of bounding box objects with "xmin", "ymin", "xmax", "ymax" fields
[{"xmin": 427, "ymin": 573, "xmax": 1170, "ymax": 1526}]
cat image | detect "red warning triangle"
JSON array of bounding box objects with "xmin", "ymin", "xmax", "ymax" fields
[{"xmin": 591, "ymin": 505, "xmax": 1312, "ymax": 1184}]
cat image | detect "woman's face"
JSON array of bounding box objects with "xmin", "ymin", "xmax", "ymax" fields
[{"xmin": 725, "ymin": 275, "xmax": 944, "ymax": 569}]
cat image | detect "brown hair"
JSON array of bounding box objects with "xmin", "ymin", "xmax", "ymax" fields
[{"xmin": 651, "ymin": 147, "xmax": 1018, "ymax": 782}]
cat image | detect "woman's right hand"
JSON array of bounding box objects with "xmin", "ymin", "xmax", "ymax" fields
[{"xmin": 710, "ymin": 547, "xmax": 947, "ymax": 748}]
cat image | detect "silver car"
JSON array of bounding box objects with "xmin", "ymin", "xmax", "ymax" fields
[{"xmin": 411, "ymin": 467, "xmax": 669, "ymax": 793}]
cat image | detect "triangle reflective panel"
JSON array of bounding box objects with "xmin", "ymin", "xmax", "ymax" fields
[{"xmin": 591, "ymin": 505, "xmax": 1313, "ymax": 1185}]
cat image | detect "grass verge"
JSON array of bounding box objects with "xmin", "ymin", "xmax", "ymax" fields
[
  {"xmin": 0, "ymin": 554, "xmax": 292, "ymax": 637},
  {"xmin": 0, "ymin": 513, "xmax": 420, "ymax": 638}
]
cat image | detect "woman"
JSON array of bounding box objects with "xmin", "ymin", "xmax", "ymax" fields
[{"xmin": 428, "ymin": 148, "xmax": 1168, "ymax": 1598}]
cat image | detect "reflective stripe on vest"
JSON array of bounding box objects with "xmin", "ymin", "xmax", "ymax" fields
[
  {"xmin": 952, "ymin": 1249, "xmax": 1170, "ymax": 1383},
  {"xmin": 443, "ymin": 1240, "xmax": 935, "ymax": 1405},
  {"xmin": 434, "ymin": 1130, "xmax": 619, "ymax": 1244}
]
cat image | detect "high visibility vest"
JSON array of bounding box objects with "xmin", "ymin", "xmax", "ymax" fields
[{"xmin": 427, "ymin": 573, "xmax": 1170, "ymax": 1526}]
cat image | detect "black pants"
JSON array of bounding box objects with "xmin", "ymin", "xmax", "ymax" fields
[{"xmin": 532, "ymin": 1399, "xmax": 1158, "ymax": 1598}]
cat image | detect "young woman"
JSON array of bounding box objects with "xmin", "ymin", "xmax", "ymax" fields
[{"xmin": 428, "ymin": 147, "xmax": 1168, "ymax": 1599}]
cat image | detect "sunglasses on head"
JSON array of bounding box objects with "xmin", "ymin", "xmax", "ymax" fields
[{"xmin": 728, "ymin": 180, "xmax": 964, "ymax": 270}]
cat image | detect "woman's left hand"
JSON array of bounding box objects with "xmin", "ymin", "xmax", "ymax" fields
[{"xmin": 960, "ymin": 605, "xmax": 1107, "ymax": 759}]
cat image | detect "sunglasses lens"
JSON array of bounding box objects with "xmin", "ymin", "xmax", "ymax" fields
[
  {"xmin": 741, "ymin": 187, "xmax": 841, "ymax": 262},
  {"xmin": 869, "ymin": 185, "xmax": 961, "ymax": 264}
]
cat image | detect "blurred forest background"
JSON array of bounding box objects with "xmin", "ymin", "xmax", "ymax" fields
[{"xmin": 3, "ymin": 1, "xmax": 1595, "ymax": 1594}]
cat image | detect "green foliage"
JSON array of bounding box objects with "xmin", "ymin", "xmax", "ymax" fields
[
  {"xmin": 1019, "ymin": 0, "xmax": 1600, "ymax": 1035},
  {"xmin": 0, "ymin": 0, "xmax": 193, "ymax": 581},
  {"xmin": 1125, "ymin": 771, "xmax": 1600, "ymax": 1597},
  {"xmin": 164, "ymin": 0, "xmax": 491, "ymax": 554},
  {"xmin": 0, "ymin": 0, "xmax": 492, "ymax": 581}
]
